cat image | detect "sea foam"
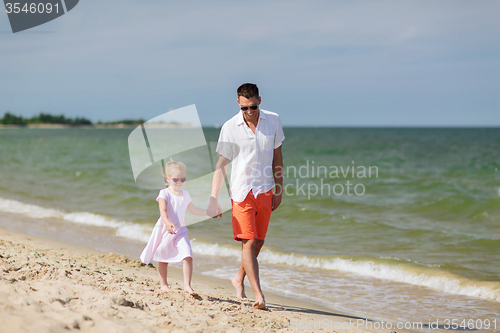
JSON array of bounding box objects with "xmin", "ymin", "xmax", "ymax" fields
[{"xmin": 191, "ymin": 241, "xmax": 500, "ymax": 303}]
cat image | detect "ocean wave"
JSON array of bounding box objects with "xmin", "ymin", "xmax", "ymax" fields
[
  {"xmin": 0, "ymin": 197, "xmax": 65, "ymax": 219},
  {"xmin": 191, "ymin": 242, "xmax": 500, "ymax": 303},
  {"xmin": 0, "ymin": 197, "xmax": 151, "ymax": 243}
]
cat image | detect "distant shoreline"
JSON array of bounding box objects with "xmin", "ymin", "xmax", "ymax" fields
[
  {"xmin": 1, "ymin": 124, "xmax": 499, "ymax": 129},
  {"xmin": 0, "ymin": 123, "xmax": 194, "ymax": 129}
]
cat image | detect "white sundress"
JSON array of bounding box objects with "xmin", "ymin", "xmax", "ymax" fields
[{"xmin": 140, "ymin": 188, "xmax": 193, "ymax": 264}]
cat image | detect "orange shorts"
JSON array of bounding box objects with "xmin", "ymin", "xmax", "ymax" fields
[{"xmin": 231, "ymin": 189, "xmax": 273, "ymax": 241}]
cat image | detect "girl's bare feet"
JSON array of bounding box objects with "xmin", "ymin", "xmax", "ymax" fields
[
  {"xmin": 184, "ymin": 286, "xmax": 197, "ymax": 296},
  {"xmin": 252, "ymin": 297, "xmax": 266, "ymax": 309},
  {"xmin": 231, "ymin": 276, "xmax": 248, "ymax": 300},
  {"xmin": 160, "ymin": 285, "xmax": 172, "ymax": 292}
]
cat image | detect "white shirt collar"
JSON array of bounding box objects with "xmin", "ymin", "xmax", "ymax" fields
[{"xmin": 236, "ymin": 109, "xmax": 266, "ymax": 126}]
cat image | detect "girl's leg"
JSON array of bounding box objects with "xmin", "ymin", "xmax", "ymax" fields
[
  {"xmin": 183, "ymin": 257, "xmax": 196, "ymax": 295},
  {"xmin": 158, "ymin": 262, "xmax": 172, "ymax": 291}
]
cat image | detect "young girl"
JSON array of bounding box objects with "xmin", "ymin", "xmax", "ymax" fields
[{"xmin": 140, "ymin": 160, "xmax": 207, "ymax": 295}]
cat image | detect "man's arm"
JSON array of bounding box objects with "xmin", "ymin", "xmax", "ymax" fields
[
  {"xmin": 272, "ymin": 145, "xmax": 283, "ymax": 211},
  {"xmin": 207, "ymin": 154, "xmax": 229, "ymax": 218}
]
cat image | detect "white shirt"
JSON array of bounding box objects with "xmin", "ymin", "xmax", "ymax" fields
[{"xmin": 216, "ymin": 109, "xmax": 285, "ymax": 202}]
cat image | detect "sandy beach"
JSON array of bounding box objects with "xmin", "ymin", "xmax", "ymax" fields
[{"xmin": 0, "ymin": 225, "xmax": 421, "ymax": 333}]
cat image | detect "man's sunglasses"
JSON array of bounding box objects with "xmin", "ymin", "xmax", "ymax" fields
[
  {"xmin": 240, "ymin": 105, "xmax": 258, "ymax": 111},
  {"xmin": 168, "ymin": 177, "xmax": 186, "ymax": 183}
]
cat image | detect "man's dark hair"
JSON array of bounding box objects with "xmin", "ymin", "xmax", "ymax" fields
[{"xmin": 237, "ymin": 83, "xmax": 259, "ymax": 99}]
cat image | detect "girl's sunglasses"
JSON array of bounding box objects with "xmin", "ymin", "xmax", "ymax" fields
[
  {"xmin": 240, "ymin": 105, "xmax": 258, "ymax": 111},
  {"xmin": 168, "ymin": 177, "xmax": 186, "ymax": 183}
]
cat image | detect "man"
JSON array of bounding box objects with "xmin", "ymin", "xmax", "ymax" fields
[{"xmin": 208, "ymin": 83, "xmax": 284, "ymax": 309}]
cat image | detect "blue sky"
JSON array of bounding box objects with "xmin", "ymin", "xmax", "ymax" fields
[{"xmin": 1, "ymin": 0, "xmax": 499, "ymax": 126}]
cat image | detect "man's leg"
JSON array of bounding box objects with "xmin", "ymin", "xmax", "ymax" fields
[
  {"xmin": 231, "ymin": 189, "xmax": 271, "ymax": 307},
  {"xmin": 232, "ymin": 239, "xmax": 264, "ymax": 300},
  {"xmin": 240, "ymin": 238, "xmax": 265, "ymax": 308}
]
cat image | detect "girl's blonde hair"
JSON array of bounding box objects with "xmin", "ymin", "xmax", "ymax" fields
[{"xmin": 164, "ymin": 158, "xmax": 186, "ymax": 187}]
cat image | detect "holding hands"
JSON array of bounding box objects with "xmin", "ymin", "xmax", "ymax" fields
[{"xmin": 208, "ymin": 196, "xmax": 222, "ymax": 218}]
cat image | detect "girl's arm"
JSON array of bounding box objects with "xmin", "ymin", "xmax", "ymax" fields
[
  {"xmin": 159, "ymin": 198, "xmax": 176, "ymax": 234},
  {"xmin": 187, "ymin": 202, "xmax": 208, "ymax": 216}
]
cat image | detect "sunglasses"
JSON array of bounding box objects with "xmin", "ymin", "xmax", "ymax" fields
[
  {"xmin": 168, "ymin": 177, "xmax": 186, "ymax": 183},
  {"xmin": 240, "ymin": 105, "xmax": 258, "ymax": 111}
]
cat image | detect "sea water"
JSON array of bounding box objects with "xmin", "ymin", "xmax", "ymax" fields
[{"xmin": 0, "ymin": 127, "xmax": 499, "ymax": 327}]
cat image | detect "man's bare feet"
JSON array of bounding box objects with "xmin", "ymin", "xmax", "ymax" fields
[
  {"xmin": 160, "ymin": 285, "xmax": 172, "ymax": 292},
  {"xmin": 252, "ymin": 297, "xmax": 266, "ymax": 309},
  {"xmin": 231, "ymin": 276, "xmax": 248, "ymax": 300},
  {"xmin": 184, "ymin": 286, "xmax": 197, "ymax": 296}
]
